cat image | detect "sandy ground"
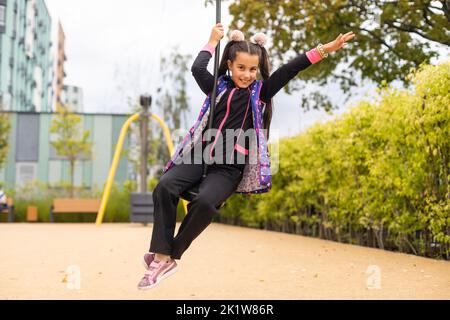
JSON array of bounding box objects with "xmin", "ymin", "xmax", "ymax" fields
[{"xmin": 0, "ymin": 223, "xmax": 449, "ymax": 300}]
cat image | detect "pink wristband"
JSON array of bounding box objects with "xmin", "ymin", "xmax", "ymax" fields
[
  {"xmin": 202, "ymin": 43, "xmax": 216, "ymax": 56},
  {"xmin": 306, "ymin": 48, "xmax": 322, "ymax": 64}
]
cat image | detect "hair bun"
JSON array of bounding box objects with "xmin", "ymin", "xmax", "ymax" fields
[
  {"xmin": 250, "ymin": 33, "xmax": 267, "ymax": 47},
  {"xmin": 229, "ymin": 30, "xmax": 245, "ymax": 42}
]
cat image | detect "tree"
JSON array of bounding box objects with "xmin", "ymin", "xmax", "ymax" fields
[
  {"xmin": 117, "ymin": 47, "xmax": 192, "ymax": 182},
  {"xmin": 0, "ymin": 95, "xmax": 11, "ymax": 168},
  {"xmin": 151, "ymin": 46, "xmax": 192, "ymax": 167},
  {"xmin": 207, "ymin": 0, "xmax": 449, "ymax": 111},
  {"xmin": 0, "ymin": 108, "xmax": 11, "ymax": 170},
  {"xmin": 50, "ymin": 105, "xmax": 92, "ymax": 197}
]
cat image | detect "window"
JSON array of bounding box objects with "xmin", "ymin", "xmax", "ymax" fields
[
  {"xmin": 16, "ymin": 114, "xmax": 40, "ymax": 162},
  {"xmin": 0, "ymin": 5, "xmax": 5, "ymax": 34}
]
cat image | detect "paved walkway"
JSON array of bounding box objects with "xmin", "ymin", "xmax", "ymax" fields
[{"xmin": 1, "ymin": 223, "xmax": 449, "ymax": 299}]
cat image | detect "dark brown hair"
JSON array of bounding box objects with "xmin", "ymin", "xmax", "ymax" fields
[{"xmin": 218, "ymin": 40, "xmax": 273, "ymax": 139}]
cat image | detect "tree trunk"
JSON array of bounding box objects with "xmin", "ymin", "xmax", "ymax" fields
[
  {"xmin": 374, "ymin": 223, "xmax": 385, "ymax": 250},
  {"xmin": 70, "ymin": 159, "xmax": 75, "ymax": 198}
]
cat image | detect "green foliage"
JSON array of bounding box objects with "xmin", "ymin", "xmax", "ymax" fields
[
  {"xmin": 220, "ymin": 62, "xmax": 450, "ymax": 259},
  {"xmin": 4, "ymin": 182, "xmax": 53, "ymax": 222},
  {"xmin": 3, "ymin": 180, "xmax": 136, "ymax": 223},
  {"xmin": 101, "ymin": 181, "xmax": 136, "ymax": 222},
  {"xmin": 0, "ymin": 111, "xmax": 11, "ymax": 169},
  {"xmin": 50, "ymin": 105, "xmax": 93, "ymax": 197},
  {"xmin": 152, "ymin": 47, "xmax": 193, "ymax": 166},
  {"xmin": 224, "ymin": 0, "xmax": 449, "ymax": 110}
]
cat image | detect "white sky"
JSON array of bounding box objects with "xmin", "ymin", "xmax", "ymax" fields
[
  {"xmin": 43, "ymin": 0, "xmax": 447, "ymax": 139},
  {"xmin": 44, "ymin": 0, "xmax": 221, "ymax": 113}
]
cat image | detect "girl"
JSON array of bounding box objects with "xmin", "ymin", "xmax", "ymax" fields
[{"xmin": 138, "ymin": 24, "xmax": 355, "ymax": 290}]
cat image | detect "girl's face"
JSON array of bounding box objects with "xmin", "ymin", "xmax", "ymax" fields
[{"xmin": 227, "ymin": 52, "xmax": 260, "ymax": 89}]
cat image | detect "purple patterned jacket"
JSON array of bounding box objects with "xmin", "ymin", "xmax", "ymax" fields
[{"xmin": 163, "ymin": 75, "xmax": 272, "ymax": 194}]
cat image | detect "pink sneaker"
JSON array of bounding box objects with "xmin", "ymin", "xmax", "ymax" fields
[
  {"xmin": 142, "ymin": 252, "xmax": 155, "ymax": 270},
  {"xmin": 137, "ymin": 259, "xmax": 178, "ymax": 290}
]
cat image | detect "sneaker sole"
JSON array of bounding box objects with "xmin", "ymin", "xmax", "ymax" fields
[{"xmin": 138, "ymin": 266, "xmax": 178, "ymax": 290}]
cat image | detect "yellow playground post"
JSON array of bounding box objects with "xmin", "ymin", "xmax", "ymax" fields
[{"xmin": 95, "ymin": 112, "xmax": 188, "ymax": 226}]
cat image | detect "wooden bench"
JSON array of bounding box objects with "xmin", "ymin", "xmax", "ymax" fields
[
  {"xmin": 50, "ymin": 198, "xmax": 101, "ymax": 223},
  {"xmin": 0, "ymin": 198, "xmax": 14, "ymax": 222}
]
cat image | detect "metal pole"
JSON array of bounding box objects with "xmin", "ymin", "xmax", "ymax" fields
[
  {"xmin": 139, "ymin": 95, "xmax": 152, "ymax": 193},
  {"xmin": 203, "ymin": 0, "xmax": 221, "ymax": 179}
]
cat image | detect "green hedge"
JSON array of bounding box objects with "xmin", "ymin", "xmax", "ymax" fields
[
  {"xmin": 2, "ymin": 180, "xmax": 136, "ymax": 223},
  {"xmin": 2, "ymin": 178, "xmax": 186, "ymax": 223},
  {"xmin": 218, "ymin": 62, "xmax": 450, "ymax": 259}
]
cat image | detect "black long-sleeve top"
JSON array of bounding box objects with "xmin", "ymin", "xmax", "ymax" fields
[{"xmin": 190, "ymin": 50, "xmax": 312, "ymax": 170}]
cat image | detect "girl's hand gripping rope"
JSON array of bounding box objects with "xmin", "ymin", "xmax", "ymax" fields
[{"xmin": 208, "ymin": 23, "xmax": 225, "ymax": 47}]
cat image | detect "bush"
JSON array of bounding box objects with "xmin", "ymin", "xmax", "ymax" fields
[
  {"xmin": 102, "ymin": 180, "xmax": 136, "ymax": 222},
  {"xmin": 4, "ymin": 180, "xmax": 137, "ymax": 223},
  {"xmin": 220, "ymin": 62, "xmax": 450, "ymax": 259}
]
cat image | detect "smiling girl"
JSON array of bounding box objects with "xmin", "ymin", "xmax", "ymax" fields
[{"xmin": 137, "ymin": 23, "xmax": 355, "ymax": 290}]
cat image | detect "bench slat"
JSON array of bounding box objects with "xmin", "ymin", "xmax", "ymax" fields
[{"xmin": 53, "ymin": 199, "xmax": 101, "ymax": 213}]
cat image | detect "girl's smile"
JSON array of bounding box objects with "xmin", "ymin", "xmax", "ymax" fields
[{"xmin": 227, "ymin": 52, "xmax": 260, "ymax": 88}]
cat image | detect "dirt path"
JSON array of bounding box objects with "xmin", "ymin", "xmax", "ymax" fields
[{"xmin": 0, "ymin": 223, "xmax": 449, "ymax": 299}]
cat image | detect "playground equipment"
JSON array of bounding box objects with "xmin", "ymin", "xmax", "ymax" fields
[{"xmin": 95, "ymin": 95, "xmax": 187, "ymax": 226}]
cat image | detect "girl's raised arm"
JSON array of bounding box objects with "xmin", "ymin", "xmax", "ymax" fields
[
  {"xmin": 191, "ymin": 23, "xmax": 225, "ymax": 95},
  {"xmin": 260, "ymin": 32, "xmax": 355, "ymax": 103}
]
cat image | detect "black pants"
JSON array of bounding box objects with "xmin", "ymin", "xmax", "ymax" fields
[{"xmin": 149, "ymin": 163, "xmax": 243, "ymax": 260}]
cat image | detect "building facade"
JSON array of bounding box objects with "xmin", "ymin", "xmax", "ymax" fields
[
  {"xmin": 0, "ymin": 0, "xmax": 6, "ymax": 34},
  {"xmin": 0, "ymin": 0, "xmax": 53, "ymax": 112},
  {"xmin": 61, "ymin": 85, "xmax": 83, "ymax": 113},
  {"xmin": 0, "ymin": 111, "xmax": 132, "ymax": 191},
  {"xmin": 53, "ymin": 21, "xmax": 65, "ymax": 110}
]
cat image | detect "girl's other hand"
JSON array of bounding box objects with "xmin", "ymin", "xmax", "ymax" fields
[
  {"xmin": 324, "ymin": 32, "xmax": 355, "ymax": 53},
  {"xmin": 208, "ymin": 23, "xmax": 225, "ymax": 46}
]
